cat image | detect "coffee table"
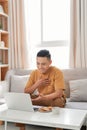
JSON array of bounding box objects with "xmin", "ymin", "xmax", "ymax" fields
[{"xmin": 0, "ymin": 104, "xmax": 87, "ymax": 130}]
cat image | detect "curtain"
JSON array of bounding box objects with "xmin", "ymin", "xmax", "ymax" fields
[
  {"xmin": 9, "ymin": 0, "xmax": 30, "ymax": 69},
  {"xmin": 69, "ymin": 0, "xmax": 87, "ymax": 68}
]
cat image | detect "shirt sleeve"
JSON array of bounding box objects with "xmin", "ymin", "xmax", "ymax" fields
[{"xmin": 25, "ymin": 71, "xmax": 35, "ymax": 89}]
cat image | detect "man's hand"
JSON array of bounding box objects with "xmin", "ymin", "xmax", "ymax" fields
[
  {"xmin": 32, "ymin": 94, "xmax": 45, "ymax": 102},
  {"xmin": 31, "ymin": 94, "xmax": 48, "ymax": 105},
  {"xmin": 35, "ymin": 78, "xmax": 50, "ymax": 87},
  {"xmin": 31, "ymin": 94, "xmax": 50, "ymax": 106},
  {"xmin": 24, "ymin": 78, "xmax": 50, "ymax": 94}
]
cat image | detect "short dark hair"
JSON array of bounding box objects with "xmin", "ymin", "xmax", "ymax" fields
[{"xmin": 37, "ymin": 49, "xmax": 51, "ymax": 60}]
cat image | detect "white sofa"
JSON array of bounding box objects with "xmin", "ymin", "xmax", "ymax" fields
[{"xmin": 0, "ymin": 68, "xmax": 87, "ymax": 110}]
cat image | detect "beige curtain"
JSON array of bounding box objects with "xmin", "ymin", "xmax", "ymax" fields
[
  {"xmin": 69, "ymin": 0, "xmax": 87, "ymax": 68},
  {"xmin": 9, "ymin": 0, "xmax": 30, "ymax": 69}
]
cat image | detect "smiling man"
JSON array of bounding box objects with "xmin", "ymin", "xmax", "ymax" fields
[{"xmin": 24, "ymin": 49, "xmax": 66, "ymax": 107}]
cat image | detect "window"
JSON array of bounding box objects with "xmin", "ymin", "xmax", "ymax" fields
[
  {"xmin": 43, "ymin": 0, "xmax": 70, "ymax": 41},
  {"xmin": 24, "ymin": 0, "xmax": 70, "ymax": 69}
]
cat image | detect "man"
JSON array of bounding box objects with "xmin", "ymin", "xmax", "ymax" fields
[
  {"xmin": 24, "ymin": 49, "xmax": 66, "ymax": 107},
  {"xmin": 19, "ymin": 49, "xmax": 66, "ymax": 130}
]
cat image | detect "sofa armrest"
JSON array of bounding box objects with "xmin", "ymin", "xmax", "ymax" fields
[{"xmin": 0, "ymin": 81, "xmax": 9, "ymax": 98}]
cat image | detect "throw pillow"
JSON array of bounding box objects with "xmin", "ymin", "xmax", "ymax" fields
[
  {"xmin": 69, "ymin": 79, "xmax": 87, "ymax": 102},
  {"xmin": 10, "ymin": 75, "xmax": 29, "ymax": 93},
  {"xmin": 0, "ymin": 81, "xmax": 9, "ymax": 98}
]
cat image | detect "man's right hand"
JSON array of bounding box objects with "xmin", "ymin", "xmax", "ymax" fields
[{"xmin": 35, "ymin": 78, "xmax": 50, "ymax": 87}]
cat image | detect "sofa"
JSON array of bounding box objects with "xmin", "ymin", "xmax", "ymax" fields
[{"xmin": 0, "ymin": 68, "xmax": 87, "ymax": 110}]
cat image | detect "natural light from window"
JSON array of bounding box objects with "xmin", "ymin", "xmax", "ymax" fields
[
  {"xmin": 24, "ymin": 0, "xmax": 70, "ymax": 69},
  {"xmin": 43, "ymin": 0, "xmax": 69, "ymax": 41}
]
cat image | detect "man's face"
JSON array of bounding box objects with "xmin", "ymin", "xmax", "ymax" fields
[{"xmin": 36, "ymin": 57, "xmax": 52, "ymax": 74}]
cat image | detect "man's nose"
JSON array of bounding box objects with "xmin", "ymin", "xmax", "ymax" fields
[{"xmin": 39, "ymin": 64, "xmax": 43, "ymax": 69}]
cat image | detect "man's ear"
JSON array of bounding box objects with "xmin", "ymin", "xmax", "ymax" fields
[{"xmin": 50, "ymin": 60, "xmax": 52, "ymax": 65}]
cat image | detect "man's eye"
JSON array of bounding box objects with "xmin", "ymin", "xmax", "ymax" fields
[{"xmin": 37, "ymin": 63, "xmax": 39, "ymax": 65}]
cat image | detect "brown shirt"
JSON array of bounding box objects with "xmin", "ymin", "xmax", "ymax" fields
[
  {"xmin": 25, "ymin": 66, "xmax": 66, "ymax": 107},
  {"xmin": 25, "ymin": 66, "xmax": 65, "ymax": 99}
]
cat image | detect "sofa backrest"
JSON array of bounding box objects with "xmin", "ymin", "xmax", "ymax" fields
[{"xmin": 5, "ymin": 68, "xmax": 87, "ymax": 98}]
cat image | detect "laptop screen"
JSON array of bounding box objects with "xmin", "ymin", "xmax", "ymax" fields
[{"xmin": 4, "ymin": 92, "xmax": 34, "ymax": 112}]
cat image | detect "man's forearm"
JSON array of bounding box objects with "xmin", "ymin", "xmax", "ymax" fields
[
  {"xmin": 44, "ymin": 90, "xmax": 63, "ymax": 100},
  {"xmin": 24, "ymin": 84, "xmax": 38, "ymax": 94}
]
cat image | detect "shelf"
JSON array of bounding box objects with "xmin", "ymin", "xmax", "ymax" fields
[
  {"xmin": 0, "ymin": 64, "xmax": 9, "ymax": 67},
  {"xmin": 0, "ymin": 12, "xmax": 8, "ymax": 17},
  {"xmin": 0, "ymin": 47, "xmax": 9, "ymax": 50},
  {"xmin": 0, "ymin": 0, "xmax": 9, "ymax": 81},
  {"xmin": 0, "ymin": 30, "xmax": 9, "ymax": 34}
]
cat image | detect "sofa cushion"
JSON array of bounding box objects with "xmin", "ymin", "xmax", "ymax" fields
[
  {"xmin": 65, "ymin": 98, "xmax": 87, "ymax": 110},
  {"xmin": 69, "ymin": 79, "xmax": 87, "ymax": 102},
  {"xmin": 10, "ymin": 75, "xmax": 29, "ymax": 93},
  {"xmin": 0, "ymin": 81, "xmax": 9, "ymax": 98}
]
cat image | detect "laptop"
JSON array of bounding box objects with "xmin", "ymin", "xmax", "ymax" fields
[{"xmin": 4, "ymin": 92, "xmax": 39, "ymax": 112}]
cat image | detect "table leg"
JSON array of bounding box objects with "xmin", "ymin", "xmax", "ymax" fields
[{"xmin": 5, "ymin": 121, "xmax": 7, "ymax": 130}]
